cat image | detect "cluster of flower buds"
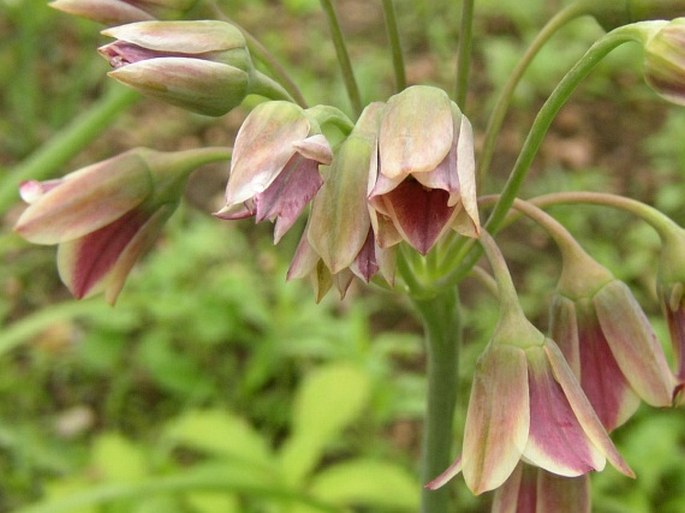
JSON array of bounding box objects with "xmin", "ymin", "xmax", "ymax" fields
[{"xmin": 214, "ymin": 85, "xmax": 480, "ymax": 299}]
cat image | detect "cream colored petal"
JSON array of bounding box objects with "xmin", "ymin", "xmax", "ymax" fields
[
  {"xmin": 462, "ymin": 343, "xmax": 529, "ymax": 495},
  {"xmin": 378, "ymin": 86, "xmax": 453, "ymax": 179},
  {"xmin": 453, "ymin": 114, "xmax": 479, "ymax": 234}
]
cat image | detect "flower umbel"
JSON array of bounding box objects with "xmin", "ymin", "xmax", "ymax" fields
[
  {"xmin": 369, "ymin": 85, "xmax": 479, "ymax": 254},
  {"xmin": 215, "ymin": 101, "xmax": 332, "ymax": 243},
  {"xmin": 14, "ymin": 147, "xmax": 229, "ymax": 304}
]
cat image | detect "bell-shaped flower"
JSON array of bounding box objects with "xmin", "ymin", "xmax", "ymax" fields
[
  {"xmin": 215, "ymin": 101, "xmax": 332, "ymax": 243},
  {"xmin": 287, "ymin": 103, "xmax": 396, "ymax": 300},
  {"xmin": 642, "ymin": 18, "xmax": 685, "ymax": 106},
  {"xmin": 550, "ymin": 236, "xmax": 676, "ymax": 429},
  {"xmin": 491, "ymin": 463, "xmax": 590, "ymax": 513},
  {"xmin": 368, "ymin": 85, "xmax": 479, "ymax": 254},
  {"xmin": 14, "ymin": 147, "xmax": 229, "ymax": 304},
  {"xmin": 50, "ymin": 0, "xmax": 196, "ymax": 26},
  {"xmin": 98, "ymin": 20, "xmax": 254, "ymax": 116},
  {"xmin": 427, "ymin": 321, "xmax": 633, "ymax": 495},
  {"xmin": 656, "ymin": 225, "xmax": 685, "ymax": 401}
]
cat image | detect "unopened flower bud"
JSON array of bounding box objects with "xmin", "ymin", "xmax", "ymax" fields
[
  {"xmin": 643, "ymin": 18, "xmax": 685, "ymax": 106},
  {"xmin": 589, "ymin": 0, "xmax": 685, "ymax": 32},
  {"xmin": 99, "ymin": 20, "xmax": 253, "ymax": 116},
  {"xmin": 50, "ymin": 0, "xmax": 197, "ymax": 26}
]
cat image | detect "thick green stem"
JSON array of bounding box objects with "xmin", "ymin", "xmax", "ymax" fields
[
  {"xmin": 319, "ymin": 0, "xmax": 363, "ymax": 115},
  {"xmin": 455, "ymin": 0, "xmax": 475, "ymax": 109},
  {"xmin": 413, "ymin": 288, "xmax": 461, "ymax": 513},
  {"xmin": 250, "ymin": 70, "xmax": 297, "ymax": 103},
  {"xmin": 477, "ymin": 1, "xmax": 587, "ymax": 183},
  {"xmin": 382, "ymin": 0, "xmax": 407, "ymax": 91},
  {"xmin": 0, "ymin": 85, "xmax": 139, "ymax": 214}
]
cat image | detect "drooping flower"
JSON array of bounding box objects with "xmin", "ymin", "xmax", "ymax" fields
[
  {"xmin": 427, "ymin": 231, "xmax": 633, "ymax": 495},
  {"xmin": 643, "ymin": 18, "xmax": 685, "ymax": 105},
  {"xmin": 14, "ymin": 147, "xmax": 229, "ymax": 304},
  {"xmin": 50, "ymin": 0, "xmax": 196, "ymax": 26},
  {"xmin": 491, "ymin": 463, "xmax": 590, "ymax": 513},
  {"xmin": 98, "ymin": 20, "xmax": 253, "ymax": 116},
  {"xmin": 549, "ymin": 232, "xmax": 676, "ymax": 429},
  {"xmin": 368, "ymin": 85, "xmax": 479, "ymax": 255},
  {"xmin": 289, "ymin": 101, "xmax": 394, "ymax": 300},
  {"xmin": 215, "ymin": 101, "xmax": 332, "ymax": 243}
]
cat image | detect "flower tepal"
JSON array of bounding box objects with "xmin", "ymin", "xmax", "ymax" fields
[
  {"xmin": 215, "ymin": 101, "xmax": 332, "ymax": 243},
  {"xmin": 369, "ymin": 85, "xmax": 480, "ymax": 254}
]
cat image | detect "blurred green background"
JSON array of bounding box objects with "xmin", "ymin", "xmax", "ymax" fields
[{"xmin": 1, "ymin": 0, "xmax": 684, "ymax": 511}]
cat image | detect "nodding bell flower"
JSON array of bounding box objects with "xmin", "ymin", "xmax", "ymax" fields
[
  {"xmin": 643, "ymin": 18, "xmax": 685, "ymax": 106},
  {"xmin": 14, "ymin": 147, "xmax": 228, "ymax": 304},
  {"xmin": 427, "ymin": 316, "xmax": 633, "ymax": 495},
  {"xmin": 491, "ymin": 463, "xmax": 590, "ymax": 513},
  {"xmin": 288, "ymin": 103, "xmax": 395, "ymax": 300},
  {"xmin": 656, "ymin": 226, "xmax": 685, "ymax": 401},
  {"xmin": 368, "ymin": 85, "xmax": 479, "ymax": 255},
  {"xmin": 98, "ymin": 20, "xmax": 253, "ymax": 116},
  {"xmin": 550, "ymin": 240, "xmax": 676, "ymax": 430},
  {"xmin": 49, "ymin": 0, "xmax": 197, "ymax": 26},
  {"xmin": 215, "ymin": 101, "xmax": 333, "ymax": 243}
]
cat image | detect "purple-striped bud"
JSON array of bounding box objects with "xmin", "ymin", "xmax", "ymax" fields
[
  {"xmin": 50, "ymin": 0, "xmax": 197, "ymax": 26},
  {"xmin": 643, "ymin": 18, "xmax": 685, "ymax": 106}
]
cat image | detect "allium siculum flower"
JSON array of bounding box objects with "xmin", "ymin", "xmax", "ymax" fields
[
  {"xmin": 215, "ymin": 101, "xmax": 332, "ymax": 244},
  {"xmin": 549, "ymin": 239, "xmax": 676, "ymax": 430},
  {"xmin": 50, "ymin": 0, "xmax": 197, "ymax": 26},
  {"xmin": 427, "ymin": 308, "xmax": 633, "ymax": 495},
  {"xmin": 368, "ymin": 85, "xmax": 479, "ymax": 255},
  {"xmin": 288, "ymin": 102, "xmax": 395, "ymax": 300},
  {"xmin": 491, "ymin": 463, "xmax": 589, "ymax": 513},
  {"xmin": 98, "ymin": 20, "xmax": 253, "ymax": 116},
  {"xmin": 643, "ymin": 18, "xmax": 685, "ymax": 106},
  {"xmin": 656, "ymin": 226, "xmax": 685, "ymax": 402},
  {"xmin": 14, "ymin": 147, "xmax": 227, "ymax": 304}
]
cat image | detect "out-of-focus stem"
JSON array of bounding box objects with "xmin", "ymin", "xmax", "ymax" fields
[
  {"xmin": 382, "ymin": 0, "xmax": 407, "ymax": 91},
  {"xmin": 455, "ymin": 0, "xmax": 474, "ymax": 109}
]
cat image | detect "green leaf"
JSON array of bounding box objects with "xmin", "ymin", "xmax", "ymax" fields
[
  {"xmin": 309, "ymin": 459, "xmax": 419, "ymax": 510},
  {"xmin": 91, "ymin": 433, "xmax": 148, "ymax": 483},
  {"xmin": 164, "ymin": 409, "xmax": 272, "ymax": 469}
]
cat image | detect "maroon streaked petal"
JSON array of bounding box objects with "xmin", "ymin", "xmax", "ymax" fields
[
  {"xmin": 412, "ymin": 131, "xmax": 458, "ymax": 193},
  {"xmin": 594, "ymin": 280, "xmax": 676, "ymax": 407},
  {"xmin": 287, "ymin": 230, "xmax": 320, "ymax": 281},
  {"xmin": 491, "ymin": 463, "xmax": 537, "ymax": 513},
  {"xmin": 549, "ymin": 295, "xmax": 581, "ymax": 379},
  {"xmin": 349, "ymin": 230, "xmax": 378, "ymax": 283},
  {"xmin": 537, "ymin": 472, "xmax": 590, "ymax": 513},
  {"xmin": 57, "ymin": 208, "xmax": 151, "ymax": 299},
  {"xmin": 379, "ymin": 180, "xmax": 455, "ymax": 255},
  {"xmin": 664, "ymin": 302, "xmax": 685, "ymax": 380},
  {"xmin": 102, "ymin": 204, "xmax": 174, "ymax": 304},
  {"xmin": 544, "ymin": 340, "xmax": 635, "ymax": 478},
  {"xmin": 254, "ymin": 155, "xmax": 323, "ymax": 243},
  {"xmin": 462, "ymin": 343, "xmax": 529, "ymax": 495},
  {"xmin": 522, "ymin": 346, "xmax": 603, "ymax": 476},
  {"xmin": 576, "ymin": 302, "xmax": 640, "ymax": 431}
]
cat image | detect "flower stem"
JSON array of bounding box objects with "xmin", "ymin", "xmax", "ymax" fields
[
  {"xmin": 477, "ymin": 1, "xmax": 587, "ymax": 183},
  {"xmin": 382, "ymin": 0, "xmax": 407, "ymax": 91},
  {"xmin": 250, "ymin": 70, "xmax": 298, "ymax": 103},
  {"xmin": 0, "ymin": 85, "xmax": 139, "ymax": 215},
  {"xmin": 439, "ymin": 25, "xmax": 642, "ymax": 288},
  {"xmin": 530, "ymin": 191, "xmax": 683, "ymax": 240},
  {"xmin": 455, "ymin": 0, "xmax": 475, "ymax": 109},
  {"xmin": 412, "ymin": 288, "xmax": 461, "ymax": 513},
  {"xmin": 319, "ymin": 0, "xmax": 363, "ymax": 115}
]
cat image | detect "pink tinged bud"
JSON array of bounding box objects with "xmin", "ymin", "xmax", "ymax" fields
[
  {"xmin": 216, "ymin": 102, "xmax": 331, "ymax": 242},
  {"xmin": 370, "ymin": 86, "xmax": 479, "ymax": 254},
  {"xmin": 643, "ymin": 19, "xmax": 685, "ymax": 105},
  {"xmin": 50, "ymin": 0, "xmax": 155, "ymax": 26},
  {"xmin": 550, "ymin": 295, "xmax": 641, "ymax": 432},
  {"xmin": 99, "ymin": 21, "xmax": 252, "ymax": 116},
  {"xmin": 14, "ymin": 152, "xmax": 153, "ymax": 245},
  {"xmin": 593, "ymin": 280, "xmax": 677, "ymax": 407}
]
